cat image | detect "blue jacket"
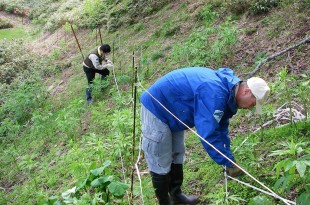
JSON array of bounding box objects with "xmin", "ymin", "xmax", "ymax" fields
[{"xmin": 140, "ymin": 67, "xmax": 240, "ymax": 167}]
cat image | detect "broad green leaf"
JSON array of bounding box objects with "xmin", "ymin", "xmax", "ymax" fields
[
  {"xmin": 301, "ymin": 80, "xmax": 309, "ymax": 86},
  {"xmin": 75, "ymin": 177, "xmax": 88, "ymax": 191},
  {"xmin": 108, "ymin": 181, "xmax": 129, "ymax": 198},
  {"xmin": 90, "ymin": 161, "xmax": 112, "ymax": 176},
  {"xmin": 274, "ymin": 161, "xmax": 284, "ymax": 176},
  {"xmin": 227, "ymin": 194, "xmax": 245, "ymax": 202},
  {"xmin": 302, "ymin": 160, "xmax": 310, "ymax": 166},
  {"xmin": 269, "ymin": 150, "xmax": 291, "ymax": 156},
  {"xmin": 300, "ymin": 74, "xmax": 308, "ymax": 78},
  {"xmin": 297, "ymin": 147, "xmax": 304, "ymax": 156},
  {"xmin": 91, "ymin": 176, "xmax": 113, "ymax": 187},
  {"xmin": 249, "ymin": 195, "xmax": 273, "ymax": 205},
  {"xmin": 281, "ymin": 174, "xmax": 290, "ymax": 192},
  {"xmin": 102, "ymin": 160, "xmax": 111, "ymax": 169},
  {"xmin": 297, "ymin": 191, "xmax": 310, "ymax": 205},
  {"xmin": 61, "ymin": 186, "xmax": 76, "ymax": 200},
  {"xmin": 300, "ymin": 154, "xmax": 310, "ymax": 161},
  {"xmin": 89, "ymin": 162, "xmax": 97, "ymax": 171},
  {"xmin": 274, "ymin": 176, "xmax": 286, "ymax": 190},
  {"xmin": 91, "ymin": 167, "xmax": 104, "ymax": 176},
  {"xmin": 283, "ymin": 158, "xmax": 293, "ymax": 168},
  {"xmin": 284, "ymin": 160, "xmax": 296, "ymax": 172},
  {"xmin": 46, "ymin": 196, "xmax": 58, "ymax": 205},
  {"xmin": 296, "ymin": 161, "xmax": 307, "ymax": 177}
]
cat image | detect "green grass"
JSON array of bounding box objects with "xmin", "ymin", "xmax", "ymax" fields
[{"xmin": 0, "ymin": 26, "xmax": 29, "ymax": 40}]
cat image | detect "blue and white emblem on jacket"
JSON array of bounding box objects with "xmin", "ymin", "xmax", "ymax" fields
[{"xmin": 213, "ymin": 110, "xmax": 224, "ymax": 123}]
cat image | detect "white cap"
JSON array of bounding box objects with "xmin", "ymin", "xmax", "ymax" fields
[{"xmin": 247, "ymin": 77, "xmax": 270, "ymax": 114}]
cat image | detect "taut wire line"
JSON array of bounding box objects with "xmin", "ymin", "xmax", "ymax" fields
[
  {"xmin": 227, "ymin": 175, "xmax": 296, "ymax": 205},
  {"xmin": 112, "ymin": 65, "xmax": 121, "ymax": 97},
  {"xmin": 134, "ymin": 130, "xmax": 145, "ymax": 205}
]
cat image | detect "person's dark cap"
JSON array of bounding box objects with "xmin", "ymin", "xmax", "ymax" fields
[{"xmin": 100, "ymin": 44, "xmax": 111, "ymax": 53}]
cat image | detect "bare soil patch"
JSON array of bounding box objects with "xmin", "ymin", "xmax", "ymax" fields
[
  {"xmin": 0, "ymin": 11, "xmax": 30, "ymax": 26},
  {"xmin": 228, "ymin": 9, "xmax": 310, "ymax": 77}
]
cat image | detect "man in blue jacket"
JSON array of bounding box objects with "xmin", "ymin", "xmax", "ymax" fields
[{"xmin": 140, "ymin": 67, "xmax": 270, "ymax": 205}]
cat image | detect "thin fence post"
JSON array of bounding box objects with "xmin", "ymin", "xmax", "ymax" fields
[
  {"xmin": 132, "ymin": 51, "xmax": 135, "ymax": 98},
  {"xmin": 130, "ymin": 66, "xmax": 138, "ymax": 204},
  {"xmin": 98, "ymin": 27, "xmax": 103, "ymax": 45},
  {"xmin": 70, "ymin": 24, "xmax": 84, "ymax": 61}
]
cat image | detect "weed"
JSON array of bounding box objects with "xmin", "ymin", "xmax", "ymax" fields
[
  {"xmin": 249, "ymin": 195, "xmax": 273, "ymax": 205},
  {"xmin": 134, "ymin": 23, "xmax": 144, "ymax": 33},
  {"xmin": 269, "ymin": 140, "xmax": 309, "ymax": 199},
  {"xmin": 297, "ymin": 74, "xmax": 309, "ymax": 120},
  {"xmin": 0, "ymin": 18, "xmax": 13, "ymax": 29},
  {"xmin": 172, "ymin": 17, "xmax": 237, "ymax": 67},
  {"xmin": 199, "ymin": 4, "xmax": 217, "ymax": 24},
  {"xmin": 223, "ymin": 0, "xmax": 252, "ymax": 15},
  {"xmin": 48, "ymin": 161, "xmax": 129, "ymax": 204},
  {"xmin": 154, "ymin": 21, "xmax": 180, "ymax": 38},
  {"xmin": 151, "ymin": 52, "xmax": 165, "ymax": 61},
  {"xmin": 250, "ymin": 0, "xmax": 280, "ymax": 15}
]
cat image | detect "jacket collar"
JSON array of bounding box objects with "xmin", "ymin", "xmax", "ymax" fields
[
  {"xmin": 97, "ymin": 46, "xmax": 102, "ymax": 56},
  {"xmin": 227, "ymin": 81, "xmax": 241, "ymax": 115}
]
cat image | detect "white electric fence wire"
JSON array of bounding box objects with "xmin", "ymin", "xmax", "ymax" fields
[
  {"xmin": 134, "ymin": 131, "xmax": 145, "ymax": 205},
  {"xmin": 119, "ymin": 148, "xmax": 131, "ymax": 203},
  {"xmin": 227, "ymin": 175, "xmax": 296, "ymax": 205},
  {"xmin": 136, "ymin": 81, "xmax": 291, "ymax": 205},
  {"xmin": 112, "ymin": 65, "xmax": 121, "ymax": 97}
]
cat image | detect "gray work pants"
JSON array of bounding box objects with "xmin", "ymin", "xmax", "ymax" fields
[{"xmin": 141, "ymin": 105, "xmax": 185, "ymax": 174}]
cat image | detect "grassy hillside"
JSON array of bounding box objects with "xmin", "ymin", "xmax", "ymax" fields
[{"xmin": 0, "ymin": 0, "xmax": 309, "ymax": 204}]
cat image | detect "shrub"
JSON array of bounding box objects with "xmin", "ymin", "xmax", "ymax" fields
[
  {"xmin": 250, "ymin": 0, "xmax": 280, "ymax": 15},
  {"xmin": 172, "ymin": 18, "xmax": 237, "ymax": 67},
  {"xmin": 223, "ymin": 0, "xmax": 280, "ymax": 15},
  {"xmin": 128, "ymin": 0, "xmax": 169, "ymax": 21},
  {"xmin": 223, "ymin": 0, "xmax": 252, "ymax": 15},
  {"xmin": 151, "ymin": 52, "xmax": 165, "ymax": 61},
  {"xmin": 0, "ymin": 18, "xmax": 13, "ymax": 29},
  {"xmin": 84, "ymin": 0, "xmax": 107, "ymax": 29},
  {"xmin": 1, "ymin": 80, "xmax": 47, "ymax": 125}
]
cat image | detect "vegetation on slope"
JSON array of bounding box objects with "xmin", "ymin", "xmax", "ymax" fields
[{"xmin": 0, "ymin": 0, "xmax": 309, "ymax": 204}]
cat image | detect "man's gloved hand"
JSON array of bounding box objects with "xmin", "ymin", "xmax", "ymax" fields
[
  {"xmin": 226, "ymin": 164, "xmax": 244, "ymax": 177},
  {"xmin": 105, "ymin": 63, "xmax": 114, "ymax": 70}
]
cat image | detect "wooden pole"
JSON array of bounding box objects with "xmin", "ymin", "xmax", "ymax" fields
[
  {"xmin": 70, "ymin": 24, "xmax": 84, "ymax": 61},
  {"xmin": 132, "ymin": 51, "xmax": 135, "ymax": 98},
  {"xmin": 130, "ymin": 66, "xmax": 138, "ymax": 204},
  {"xmin": 98, "ymin": 27, "xmax": 103, "ymax": 45}
]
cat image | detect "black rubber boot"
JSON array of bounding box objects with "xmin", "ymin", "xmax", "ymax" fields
[
  {"xmin": 86, "ymin": 88, "xmax": 93, "ymax": 103},
  {"xmin": 101, "ymin": 74, "xmax": 106, "ymax": 81},
  {"xmin": 170, "ymin": 164, "xmax": 199, "ymax": 205},
  {"xmin": 150, "ymin": 172, "xmax": 172, "ymax": 205}
]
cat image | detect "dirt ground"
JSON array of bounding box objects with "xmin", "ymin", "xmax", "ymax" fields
[{"xmin": 0, "ymin": 11, "xmax": 30, "ymax": 26}]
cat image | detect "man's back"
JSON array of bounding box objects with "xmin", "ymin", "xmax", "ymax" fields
[{"xmin": 141, "ymin": 67, "xmax": 240, "ymax": 131}]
